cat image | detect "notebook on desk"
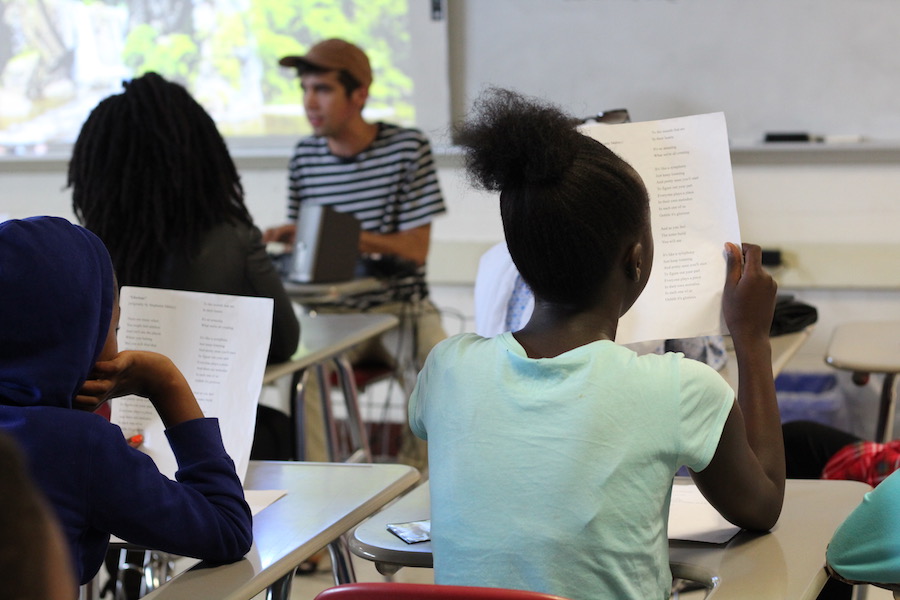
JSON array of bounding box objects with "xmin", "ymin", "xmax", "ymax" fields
[
  {"xmin": 288, "ymin": 204, "xmax": 361, "ymax": 283},
  {"xmin": 668, "ymin": 482, "xmax": 741, "ymax": 544}
]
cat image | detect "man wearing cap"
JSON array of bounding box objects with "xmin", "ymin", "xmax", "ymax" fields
[{"xmin": 265, "ymin": 38, "xmax": 446, "ymax": 466}]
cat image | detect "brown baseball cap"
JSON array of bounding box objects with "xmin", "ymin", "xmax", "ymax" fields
[{"xmin": 279, "ymin": 38, "xmax": 372, "ymax": 89}]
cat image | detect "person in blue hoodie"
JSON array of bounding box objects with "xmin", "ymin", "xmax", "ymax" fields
[{"xmin": 0, "ymin": 216, "xmax": 252, "ymax": 587}]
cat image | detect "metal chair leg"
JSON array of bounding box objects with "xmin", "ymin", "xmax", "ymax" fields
[
  {"xmin": 333, "ymin": 355, "xmax": 373, "ymax": 463},
  {"xmin": 316, "ymin": 363, "xmax": 342, "ymax": 461},
  {"xmin": 264, "ymin": 569, "xmax": 296, "ymax": 600},
  {"xmin": 876, "ymin": 373, "xmax": 897, "ymax": 443},
  {"xmin": 290, "ymin": 369, "xmax": 309, "ymax": 461},
  {"xmin": 116, "ymin": 549, "xmax": 144, "ymax": 600},
  {"xmin": 328, "ymin": 535, "xmax": 357, "ymax": 584},
  {"xmin": 141, "ymin": 551, "xmax": 175, "ymax": 594}
]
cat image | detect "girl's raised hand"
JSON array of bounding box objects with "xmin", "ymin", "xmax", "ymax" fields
[{"xmin": 723, "ymin": 242, "xmax": 777, "ymax": 345}]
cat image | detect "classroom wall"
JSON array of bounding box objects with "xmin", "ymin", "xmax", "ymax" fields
[
  {"xmin": 5, "ymin": 0, "xmax": 900, "ymax": 372},
  {"xmin": 445, "ymin": 0, "xmax": 900, "ymax": 142},
  {"xmin": 6, "ymin": 150, "xmax": 900, "ymax": 368}
]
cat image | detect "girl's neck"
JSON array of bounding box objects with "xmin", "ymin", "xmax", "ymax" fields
[
  {"xmin": 512, "ymin": 300, "xmax": 619, "ymax": 359},
  {"xmin": 511, "ymin": 240, "xmax": 648, "ymax": 359}
]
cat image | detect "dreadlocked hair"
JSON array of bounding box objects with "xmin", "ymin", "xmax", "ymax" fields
[
  {"xmin": 69, "ymin": 72, "xmax": 252, "ymax": 288},
  {"xmin": 454, "ymin": 88, "xmax": 649, "ymax": 308}
]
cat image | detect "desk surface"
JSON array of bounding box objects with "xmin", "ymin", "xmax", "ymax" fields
[
  {"xmin": 142, "ymin": 461, "xmax": 419, "ymax": 600},
  {"xmin": 282, "ymin": 278, "xmax": 384, "ymax": 305},
  {"xmin": 350, "ymin": 478, "xmax": 870, "ymax": 600},
  {"xmin": 717, "ymin": 328, "xmax": 812, "ymax": 392},
  {"xmin": 670, "ymin": 479, "xmax": 869, "ymax": 599},
  {"xmin": 826, "ymin": 321, "xmax": 900, "ymax": 373},
  {"xmin": 263, "ymin": 312, "xmax": 399, "ymax": 384}
]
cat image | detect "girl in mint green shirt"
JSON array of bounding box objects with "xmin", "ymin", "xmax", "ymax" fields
[{"xmin": 411, "ymin": 89, "xmax": 786, "ymax": 600}]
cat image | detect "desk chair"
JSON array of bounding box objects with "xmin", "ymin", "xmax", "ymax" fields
[
  {"xmin": 329, "ymin": 360, "xmax": 405, "ymax": 461},
  {"xmin": 299, "ymin": 356, "xmax": 391, "ymax": 585},
  {"xmin": 314, "ymin": 583, "xmax": 573, "ymax": 600},
  {"xmin": 286, "ymin": 357, "xmax": 373, "ymax": 464},
  {"xmin": 318, "ymin": 356, "xmax": 374, "ymax": 463},
  {"xmin": 109, "ymin": 548, "xmax": 174, "ymax": 599},
  {"xmin": 825, "ymin": 321, "xmax": 900, "ymax": 442}
]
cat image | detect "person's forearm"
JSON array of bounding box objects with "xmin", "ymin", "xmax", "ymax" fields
[
  {"xmin": 150, "ymin": 377, "xmax": 204, "ymax": 428},
  {"xmin": 733, "ymin": 335, "xmax": 784, "ymax": 483},
  {"xmin": 359, "ymin": 225, "xmax": 430, "ymax": 266},
  {"xmin": 141, "ymin": 355, "xmax": 204, "ymax": 428}
]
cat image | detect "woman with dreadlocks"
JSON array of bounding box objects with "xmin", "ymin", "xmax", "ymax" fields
[
  {"xmin": 69, "ymin": 72, "xmax": 299, "ymax": 598},
  {"xmin": 69, "ymin": 72, "xmax": 299, "ymax": 365}
]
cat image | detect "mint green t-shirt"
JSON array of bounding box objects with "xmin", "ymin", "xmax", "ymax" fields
[
  {"xmin": 409, "ymin": 332, "xmax": 733, "ymax": 600},
  {"xmin": 827, "ymin": 469, "xmax": 900, "ymax": 587}
]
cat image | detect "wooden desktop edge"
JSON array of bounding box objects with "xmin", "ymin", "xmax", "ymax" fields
[
  {"xmin": 262, "ymin": 313, "xmax": 400, "ymax": 384},
  {"xmin": 282, "ymin": 277, "xmax": 385, "ymax": 304},
  {"xmin": 350, "ymin": 479, "xmax": 871, "ymax": 599},
  {"xmin": 242, "ymin": 463, "xmax": 421, "ymax": 594},
  {"xmin": 138, "ymin": 462, "xmax": 421, "ymax": 600}
]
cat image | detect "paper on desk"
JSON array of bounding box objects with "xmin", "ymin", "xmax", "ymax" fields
[
  {"xmin": 110, "ymin": 287, "xmax": 273, "ymax": 483},
  {"xmin": 668, "ymin": 482, "xmax": 741, "ymax": 544},
  {"xmin": 245, "ymin": 489, "xmax": 287, "ymax": 516},
  {"xmin": 580, "ymin": 112, "xmax": 741, "ymax": 344}
]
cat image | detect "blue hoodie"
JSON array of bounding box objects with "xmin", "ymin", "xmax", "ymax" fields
[{"xmin": 0, "ymin": 217, "xmax": 252, "ymax": 584}]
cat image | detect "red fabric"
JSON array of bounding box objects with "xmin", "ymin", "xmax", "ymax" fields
[
  {"xmin": 315, "ymin": 583, "xmax": 573, "ymax": 600},
  {"xmin": 822, "ymin": 440, "xmax": 900, "ymax": 487},
  {"xmin": 94, "ymin": 402, "xmax": 111, "ymax": 420}
]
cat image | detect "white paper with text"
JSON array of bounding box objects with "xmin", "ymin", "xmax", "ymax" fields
[
  {"xmin": 111, "ymin": 287, "xmax": 273, "ymax": 482},
  {"xmin": 580, "ymin": 112, "xmax": 740, "ymax": 344},
  {"xmin": 668, "ymin": 482, "xmax": 741, "ymax": 544}
]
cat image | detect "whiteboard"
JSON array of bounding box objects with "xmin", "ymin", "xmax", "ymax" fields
[{"xmin": 449, "ymin": 0, "xmax": 900, "ymax": 142}]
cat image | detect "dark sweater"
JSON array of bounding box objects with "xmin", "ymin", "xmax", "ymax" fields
[
  {"xmin": 0, "ymin": 406, "xmax": 252, "ymax": 584},
  {"xmin": 155, "ymin": 220, "xmax": 300, "ymax": 363}
]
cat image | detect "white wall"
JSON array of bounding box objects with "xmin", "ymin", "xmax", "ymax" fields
[
  {"xmin": 6, "ymin": 149, "xmax": 900, "ymax": 370},
  {"xmin": 7, "ymin": 0, "xmax": 900, "ymax": 376}
]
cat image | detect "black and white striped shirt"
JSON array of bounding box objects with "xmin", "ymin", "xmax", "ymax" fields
[
  {"xmin": 287, "ymin": 123, "xmax": 445, "ymax": 233},
  {"xmin": 287, "ymin": 123, "xmax": 446, "ymax": 307}
]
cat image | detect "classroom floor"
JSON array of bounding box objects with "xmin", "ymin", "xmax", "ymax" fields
[
  {"xmin": 146, "ymin": 549, "xmax": 892, "ymax": 600},
  {"xmin": 278, "ymin": 553, "xmax": 893, "ymax": 600},
  {"xmin": 267, "ymin": 551, "xmax": 435, "ymax": 600}
]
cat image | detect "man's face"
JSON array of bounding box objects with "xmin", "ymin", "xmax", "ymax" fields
[{"xmin": 300, "ymin": 70, "xmax": 364, "ymax": 138}]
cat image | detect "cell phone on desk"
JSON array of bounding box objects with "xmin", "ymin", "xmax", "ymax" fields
[{"xmin": 386, "ymin": 519, "xmax": 431, "ymax": 544}]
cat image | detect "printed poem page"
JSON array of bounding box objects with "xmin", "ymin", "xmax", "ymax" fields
[
  {"xmin": 110, "ymin": 287, "xmax": 273, "ymax": 482},
  {"xmin": 580, "ymin": 112, "xmax": 740, "ymax": 344}
]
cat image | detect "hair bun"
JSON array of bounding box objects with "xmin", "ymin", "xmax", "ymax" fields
[{"xmin": 454, "ymin": 88, "xmax": 581, "ymax": 192}]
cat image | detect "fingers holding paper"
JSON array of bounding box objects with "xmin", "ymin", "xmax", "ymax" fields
[{"xmin": 723, "ymin": 243, "xmax": 777, "ymax": 344}]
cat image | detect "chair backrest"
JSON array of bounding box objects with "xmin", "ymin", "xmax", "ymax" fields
[{"xmin": 314, "ymin": 583, "xmax": 573, "ymax": 600}]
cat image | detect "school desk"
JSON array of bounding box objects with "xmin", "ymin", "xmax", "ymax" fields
[
  {"xmin": 263, "ymin": 312, "xmax": 399, "ymax": 461},
  {"xmin": 825, "ymin": 321, "xmax": 900, "ymax": 443},
  {"xmin": 348, "ymin": 478, "xmax": 870, "ymax": 599},
  {"xmin": 717, "ymin": 327, "xmax": 813, "ymax": 392},
  {"xmin": 139, "ymin": 460, "xmax": 419, "ymax": 600},
  {"xmin": 282, "ymin": 277, "xmax": 384, "ymax": 305}
]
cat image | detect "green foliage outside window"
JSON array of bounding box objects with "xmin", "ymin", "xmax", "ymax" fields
[{"xmin": 123, "ymin": 0, "xmax": 413, "ymax": 136}]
